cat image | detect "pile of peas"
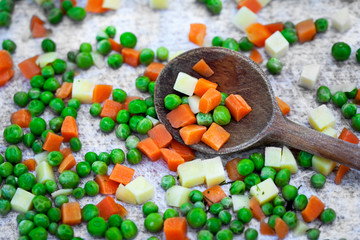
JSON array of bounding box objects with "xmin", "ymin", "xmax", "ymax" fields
[
  {"xmin": 316, "ymin": 85, "xmax": 360, "ymax": 132},
  {"xmin": 0, "ymin": 0, "xmax": 15, "ymax": 28}
]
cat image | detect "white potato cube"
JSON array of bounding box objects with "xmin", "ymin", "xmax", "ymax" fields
[
  {"xmin": 116, "ymin": 184, "xmax": 137, "ymax": 205},
  {"xmin": 102, "ymin": 0, "xmax": 120, "ymax": 9},
  {"xmin": 329, "ymin": 82, "xmax": 356, "ymax": 94},
  {"xmin": 258, "ymin": 0, "xmax": 271, "ymax": 7},
  {"xmin": 232, "ymin": 195, "xmax": 250, "ymax": 212},
  {"xmin": 150, "ymin": 0, "xmax": 168, "ymax": 9},
  {"xmin": 232, "ymin": 7, "xmax": 258, "ymax": 32},
  {"xmin": 51, "ymin": 189, "xmax": 73, "ymax": 198},
  {"xmin": 36, "ymin": 161, "xmax": 55, "ymax": 184},
  {"xmin": 36, "ymin": 52, "xmax": 59, "ymax": 68},
  {"xmin": 165, "ymin": 186, "xmax": 191, "ymax": 207},
  {"xmin": 299, "ymin": 64, "xmax": 321, "ymax": 89},
  {"xmin": 250, "ymin": 178, "xmax": 279, "ymax": 205},
  {"xmin": 264, "ymin": 147, "xmax": 282, "ymax": 170},
  {"xmin": 177, "ymin": 159, "xmax": 205, "ymax": 188},
  {"xmin": 203, "ymin": 157, "xmax": 226, "ymax": 187},
  {"xmin": 280, "ymin": 146, "xmax": 298, "ymax": 174},
  {"xmin": 90, "ymin": 52, "xmax": 106, "ymax": 69},
  {"xmin": 312, "ymin": 155, "xmax": 337, "ymax": 176},
  {"xmin": 173, "ymin": 72, "xmax": 198, "ymax": 96},
  {"xmin": 34, "ymin": 151, "xmax": 48, "ymax": 165},
  {"xmin": 11, "ymin": 188, "xmax": 35, "ymax": 213},
  {"xmin": 72, "ymin": 78, "xmax": 96, "ymax": 104},
  {"xmin": 293, "ymin": 220, "xmax": 308, "ymax": 237},
  {"xmin": 331, "ymin": 8, "xmax": 352, "ymax": 32},
  {"xmin": 321, "ymin": 127, "xmax": 337, "ymax": 138},
  {"xmin": 308, "ymin": 105, "xmax": 335, "ymax": 131},
  {"xmin": 125, "ymin": 176, "xmax": 154, "ymax": 204},
  {"xmin": 188, "ymin": 95, "xmax": 201, "ymax": 114},
  {"xmin": 265, "ymin": 31, "xmax": 289, "ymax": 58}
]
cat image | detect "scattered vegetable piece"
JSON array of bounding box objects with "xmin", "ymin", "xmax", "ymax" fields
[
  {"xmin": 192, "ymin": 59, "xmax": 214, "ymax": 78},
  {"xmin": 246, "ymin": 23, "xmax": 271, "ymax": 47},
  {"xmin": 95, "ymin": 175, "xmax": 119, "ymax": 195},
  {"xmin": 11, "ymin": 109, "xmax": 31, "ymax": 128},
  {"xmin": 61, "ymin": 116, "xmax": 78, "ymax": 142},
  {"xmin": 169, "ymin": 139, "xmax": 195, "ymax": 161},
  {"xmin": 201, "ymin": 122, "xmax": 230, "ymax": 151},
  {"xmin": 233, "ymin": 7, "xmax": 258, "ymax": 31},
  {"xmin": 301, "ymin": 195, "xmax": 325, "ymax": 222},
  {"xmin": 43, "ymin": 132, "xmax": 64, "ymax": 152},
  {"xmin": 122, "ymin": 48, "xmax": 140, "ymax": 67},
  {"xmin": 189, "ymin": 23, "xmax": 207, "ymax": 46},
  {"xmin": 18, "ymin": 56, "xmax": 41, "ymax": 79},
  {"xmin": 100, "ymin": 99, "xmax": 123, "ymax": 121},
  {"xmin": 274, "ymin": 217, "xmax": 289, "ymax": 239},
  {"xmin": 97, "ymin": 196, "xmax": 127, "ymax": 220},
  {"xmin": 164, "ymin": 217, "xmax": 187, "ymax": 240},
  {"xmin": 166, "ymin": 104, "xmax": 196, "ymax": 129},
  {"xmin": 249, "ymin": 49, "xmax": 263, "ymax": 64},
  {"xmin": 296, "ymin": 19, "xmax": 316, "ymax": 43},
  {"xmin": 147, "ymin": 124, "xmax": 173, "ymax": 148},
  {"xmin": 179, "ymin": 124, "xmax": 207, "ymax": 145},
  {"xmin": 58, "ymin": 154, "xmax": 76, "ymax": 173},
  {"xmin": 160, "ymin": 148, "xmax": 185, "ymax": 171},
  {"xmin": 144, "ymin": 62, "xmax": 165, "ymax": 81},
  {"xmin": 275, "ymin": 97, "xmax": 290, "ymax": 115},
  {"xmin": 61, "ymin": 202, "xmax": 81, "ymax": 225},
  {"xmin": 92, "ymin": 84, "xmax": 113, "ymax": 103}
]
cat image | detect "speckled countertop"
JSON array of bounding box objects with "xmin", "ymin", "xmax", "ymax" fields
[{"xmin": 0, "ymin": 0, "xmax": 360, "ymax": 239}]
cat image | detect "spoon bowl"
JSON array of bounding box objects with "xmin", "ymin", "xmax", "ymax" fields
[{"xmin": 154, "ymin": 47, "xmax": 360, "ymax": 170}]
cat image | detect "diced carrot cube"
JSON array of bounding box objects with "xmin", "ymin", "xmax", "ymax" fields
[
  {"xmin": 60, "ymin": 148, "xmax": 72, "ymax": 158},
  {"xmin": 18, "ymin": 56, "xmax": 41, "ymax": 79},
  {"xmin": 97, "ymin": 196, "xmax": 127, "ymax": 220},
  {"xmin": 109, "ymin": 164, "xmax": 135, "ymax": 185},
  {"xmin": 296, "ymin": 19, "xmax": 316, "ymax": 43},
  {"xmin": 260, "ymin": 221, "xmax": 276, "ymax": 236},
  {"xmin": 95, "ymin": 175, "xmax": 119, "ymax": 195},
  {"xmin": 100, "ymin": 99, "xmax": 122, "ymax": 121},
  {"xmin": 61, "ymin": 202, "xmax": 81, "ymax": 225},
  {"xmin": 301, "ymin": 196, "xmax": 325, "ymax": 223},
  {"xmin": 137, "ymin": 138, "xmax": 161, "ymax": 161},
  {"xmin": 23, "ymin": 159, "xmax": 36, "ymax": 171},
  {"xmin": 43, "ymin": 132, "xmax": 64, "ymax": 152},
  {"xmin": 265, "ymin": 22, "xmax": 284, "ymax": 34},
  {"xmin": 0, "ymin": 50, "xmax": 13, "ymax": 71},
  {"xmin": 147, "ymin": 124, "xmax": 173, "ymax": 148},
  {"xmin": 160, "ymin": 148, "xmax": 185, "ymax": 171},
  {"xmin": 225, "ymin": 94, "xmax": 252, "ymax": 121},
  {"xmin": 0, "ymin": 68, "xmax": 14, "ymax": 87},
  {"xmin": 58, "ymin": 154, "xmax": 76, "ymax": 173},
  {"xmin": 237, "ymin": 0, "xmax": 262, "ymax": 13},
  {"xmin": 225, "ymin": 158, "xmax": 245, "ymax": 181},
  {"xmin": 122, "ymin": 48, "xmax": 140, "ymax": 67},
  {"xmin": 166, "ymin": 104, "xmax": 196, "ymax": 129},
  {"xmin": 189, "ymin": 23, "xmax": 207, "ymax": 46},
  {"xmin": 61, "ymin": 116, "xmax": 78, "ymax": 142},
  {"xmin": 246, "ymin": 23, "xmax": 272, "ymax": 47},
  {"xmin": 249, "ymin": 49, "xmax": 263, "ymax": 64},
  {"xmin": 201, "ymin": 123, "xmax": 230, "ymax": 151},
  {"xmin": 55, "ymin": 82, "xmax": 73, "ymax": 99},
  {"xmin": 276, "ymin": 97, "xmax": 290, "ymax": 115},
  {"xmin": 202, "ymin": 185, "xmax": 226, "ymax": 206},
  {"xmin": 275, "ymin": 218, "xmax": 289, "ymax": 239},
  {"xmin": 199, "ymin": 88, "xmax": 222, "ymax": 114},
  {"xmin": 92, "ymin": 84, "xmax": 113, "ymax": 103},
  {"xmin": 108, "ymin": 39, "xmax": 122, "ymax": 53},
  {"xmin": 194, "ymin": 78, "xmax": 218, "ymax": 97},
  {"xmin": 11, "ymin": 109, "xmax": 31, "ymax": 128},
  {"xmin": 179, "ymin": 124, "xmax": 207, "ymax": 145},
  {"xmin": 144, "ymin": 62, "xmax": 165, "ymax": 81},
  {"xmin": 192, "ymin": 59, "xmax": 214, "ymax": 78},
  {"xmin": 85, "ymin": 0, "xmax": 109, "ymax": 13},
  {"xmin": 169, "ymin": 140, "xmax": 196, "ymax": 161},
  {"xmin": 164, "ymin": 217, "xmax": 187, "ymax": 240}
]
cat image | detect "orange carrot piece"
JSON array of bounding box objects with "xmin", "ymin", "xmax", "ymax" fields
[
  {"xmin": 354, "ymin": 89, "xmax": 360, "ymax": 103},
  {"xmin": 123, "ymin": 96, "xmax": 142, "ymax": 111},
  {"xmin": 92, "ymin": 84, "xmax": 113, "ymax": 103},
  {"xmin": 137, "ymin": 138, "xmax": 161, "ymax": 162},
  {"xmin": 225, "ymin": 94, "xmax": 252, "ymax": 121},
  {"xmin": 249, "ymin": 49, "xmax": 263, "ymax": 64},
  {"xmin": 194, "ymin": 78, "xmax": 218, "ymax": 97},
  {"xmin": 0, "ymin": 50, "xmax": 13, "ymax": 71},
  {"xmin": 276, "ymin": 97, "xmax": 290, "ymax": 115},
  {"xmin": 260, "ymin": 221, "xmax": 276, "ymax": 236},
  {"xmin": 61, "ymin": 116, "xmax": 78, "ymax": 142},
  {"xmin": 60, "ymin": 148, "xmax": 72, "ymax": 158},
  {"xmin": 192, "ymin": 59, "xmax": 214, "ymax": 78},
  {"xmin": 55, "ymin": 82, "xmax": 73, "ymax": 99},
  {"xmin": 100, "ymin": 99, "xmax": 122, "ymax": 121},
  {"xmin": 164, "ymin": 217, "xmax": 187, "ymax": 240},
  {"xmin": 265, "ymin": 22, "xmax": 284, "ymax": 34},
  {"xmin": 122, "ymin": 48, "xmax": 140, "ymax": 67},
  {"xmin": 85, "ymin": 0, "xmax": 109, "ymax": 13},
  {"xmin": 43, "ymin": 132, "xmax": 64, "ymax": 152},
  {"xmin": 108, "ymin": 38, "xmax": 122, "ymax": 53},
  {"xmin": 335, "ymin": 164, "xmax": 350, "ymax": 185},
  {"xmin": 166, "ymin": 104, "xmax": 196, "ymax": 129},
  {"xmin": 18, "ymin": 56, "xmax": 41, "ymax": 79},
  {"xmin": 109, "ymin": 164, "xmax": 135, "ymax": 185},
  {"xmin": 11, "ymin": 109, "xmax": 31, "ymax": 128},
  {"xmin": 95, "ymin": 175, "xmax": 119, "ymax": 195},
  {"xmin": 117, "ymin": 204, "xmax": 128, "ymax": 219},
  {"xmin": 202, "ymin": 185, "xmax": 226, "ymax": 206},
  {"xmin": 339, "ymin": 128, "xmax": 360, "ymax": 145},
  {"xmin": 189, "ymin": 23, "xmax": 207, "ymax": 46},
  {"xmin": 275, "ymin": 218, "xmax": 289, "ymax": 239},
  {"xmin": 61, "ymin": 202, "xmax": 81, "ymax": 225},
  {"xmin": 147, "ymin": 124, "xmax": 173, "ymax": 148},
  {"xmin": 179, "ymin": 124, "xmax": 207, "ymax": 145},
  {"xmin": 237, "ymin": 0, "xmax": 262, "ymax": 13},
  {"xmin": 199, "ymin": 88, "xmax": 222, "ymax": 114},
  {"xmin": 0, "ymin": 68, "xmax": 14, "ymax": 87},
  {"xmin": 23, "ymin": 159, "xmax": 36, "ymax": 171},
  {"xmin": 160, "ymin": 148, "xmax": 185, "ymax": 171},
  {"xmin": 246, "ymin": 23, "xmax": 272, "ymax": 47},
  {"xmin": 97, "ymin": 196, "xmax": 127, "ymax": 220},
  {"xmin": 58, "ymin": 154, "xmax": 76, "ymax": 173},
  {"xmin": 30, "ymin": 15, "xmax": 44, "ymax": 31},
  {"xmin": 31, "ymin": 21, "xmax": 48, "ymax": 38},
  {"xmin": 144, "ymin": 62, "xmax": 165, "ymax": 81},
  {"xmin": 225, "ymin": 158, "xmax": 245, "ymax": 181},
  {"xmin": 296, "ymin": 19, "xmax": 316, "ymax": 43},
  {"xmin": 201, "ymin": 123, "xmax": 230, "ymax": 151},
  {"xmin": 249, "ymin": 196, "xmax": 265, "ymax": 221},
  {"xmin": 301, "ymin": 195, "xmax": 325, "ymax": 223},
  {"xmin": 169, "ymin": 139, "xmax": 196, "ymax": 161}
]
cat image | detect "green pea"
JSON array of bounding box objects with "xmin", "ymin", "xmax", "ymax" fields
[
  {"xmin": 268, "ymin": 215, "xmax": 280, "ymax": 229},
  {"xmin": 0, "ymin": 12, "xmax": 11, "ymax": 28},
  {"xmin": 105, "ymin": 227, "xmax": 123, "ymax": 240},
  {"xmin": 97, "ymin": 39, "xmax": 112, "ymax": 55},
  {"xmin": 34, "ymin": 213, "xmax": 50, "ymax": 228},
  {"xmin": 115, "ymin": 124, "xmax": 131, "ymax": 140},
  {"xmin": 341, "ymin": 103, "xmax": 357, "ymax": 119},
  {"xmin": 332, "ymin": 91, "xmax": 347, "ymax": 107},
  {"xmin": 218, "ymin": 210, "xmax": 231, "ymax": 225},
  {"xmin": 206, "ymin": 0, "xmax": 222, "ymax": 14},
  {"xmin": 129, "ymin": 99, "xmax": 147, "ymax": 114},
  {"xmin": 41, "ymin": 39, "xmax": 56, "ymax": 52},
  {"xmin": 4, "ymin": 124, "xmax": 23, "ymax": 144},
  {"xmin": 353, "ymin": 113, "xmax": 360, "ymax": 132},
  {"xmin": 59, "ymin": 170, "xmax": 80, "ymax": 188},
  {"xmin": 346, "ymin": 87, "xmax": 358, "ymax": 98},
  {"xmin": 284, "ymin": 21, "xmax": 295, "ymax": 29},
  {"xmin": 1, "ymin": 184, "xmax": 16, "ymax": 200},
  {"xmin": 261, "ymin": 202, "xmax": 273, "ymax": 216},
  {"xmin": 267, "ymin": 57, "xmax": 283, "ymax": 74},
  {"xmin": 47, "ymin": 151, "xmax": 63, "ymax": 167},
  {"xmin": 0, "ymin": 162, "xmax": 13, "ymax": 178},
  {"xmin": 194, "ymin": 201, "xmax": 206, "ymax": 210},
  {"xmin": 98, "ymin": 152, "xmax": 111, "ymax": 165},
  {"xmin": 220, "ymin": 197, "xmax": 232, "ymax": 209},
  {"xmin": 76, "ymin": 52, "xmax": 93, "ymax": 69},
  {"xmin": 206, "ymin": 217, "xmax": 221, "ymax": 234},
  {"xmin": 148, "ymin": 81, "xmax": 156, "ymax": 96},
  {"xmin": 189, "ymin": 190, "xmax": 203, "ymax": 203},
  {"xmin": 28, "ymin": 100, "xmax": 45, "ymax": 116},
  {"xmin": 43, "ymin": 77, "xmax": 60, "ymax": 93},
  {"xmin": 213, "ymin": 106, "xmax": 231, "ymax": 125},
  {"xmin": 79, "ymin": 43, "xmax": 92, "ymax": 53},
  {"xmin": 72, "ymin": 187, "xmax": 85, "ymax": 199},
  {"xmin": 216, "ymin": 229, "xmax": 233, "ymax": 240},
  {"xmin": 69, "ymin": 137, "xmax": 82, "ymax": 152},
  {"xmin": 62, "ymin": 70, "xmax": 75, "ymax": 83},
  {"xmin": 2, "ymin": 39, "xmax": 16, "ymax": 53},
  {"xmin": 239, "ymin": 37, "xmax": 253, "ymax": 51},
  {"xmin": 25, "ymin": 210, "xmax": 36, "ymax": 221},
  {"xmin": 144, "ymin": 212, "xmax": 163, "ymax": 233},
  {"xmin": 316, "ymin": 86, "xmax": 332, "ymax": 103},
  {"xmin": 28, "ymin": 88, "xmax": 41, "ymax": 100},
  {"xmin": 244, "ymin": 173, "xmax": 261, "ymax": 189},
  {"xmin": 52, "ymin": 59, "xmax": 67, "ymax": 74},
  {"xmin": 13, "ymin": 91, "xmax": 29, "ymax": 107},
  {"xmin": 249, "ymin": 152, "xmax": 264, "ymax": 171},
  {"xmin": 181, "ymin": 96, "xmax": 189, "ymax": 104},
  {"xmin": 49, "ymin": 98, "xmax": 65, "ymax": 114},
  {"xmin": 237, "ymin": 159, "xmax": 254, "ymax": 176},
  {"xmin": 229, "ymin": 220, "xmax": 244, "ymax": 234},
  {"xmin": 57, "ymin": 224, "xmax": 74, "ymax": 240},
  {"xmin": 14, "ymin": 163, "xmax": 28, "ymax": 177},
  {"xmin": 47, "ymin": 207, "xmax": 61, "ymax": 222},
  {"xmin": 162, "ymin": 209, "xmax": 179, "ymax": 221},
  {"xmin": 293, "ymin": 194, "xmax": 308, "ymax": 211},
  {"xmin": 310, "ymin": 173, "xmax": 326, "ymax": 188},
  {"xmin": 105, "ymin": 25, "xmax": 116, "ymax": 38},
  {"xmin": 76, "ymin": 161, "xmax": 91, "ymax": 177},
  {"xmin": 137, "ymin": 118, "xmax": 153, "ymax": 134},
  {"xmin": 273, "ymin": 205, "xmax": 286, "ymax": 217},
  {"xmin": 120, "ymin": 32, "xmax": 137, "ymax": 48},
  {"xmin": 108, "ymin": 214, "xmax": 122, "ymax": 228},
  {"xmin": 67, "ymin": 51, "xmax": 77, "ymax": 63},
  {"xmin": 219, "ymin": 92, "xmax": 228, "ymax": 106},
  {"xmin": 332, "ymin": 42, "xmax": 351, "ymax": 61},
  {"xmin": 282, "ymin": 184, "xmax": 298, "ymax": 201},
  {"xmin": 41, "ymin": 66, "xmax": 55, "ymax": 79},
  {"xmin": 92, "ymin": 161, "xmax": 107, "ymax": 175},
  {"xmin": 275, "ymin": 168, "xmax": 291, "ymax": 187},
  {"xmin": 84, "ymin": 180, "xmax": 99, "ymax": 196},
  {"xmin": 135, "ymin": 76, "xmax": 151, "ymax": 92},
  {"xmin": 143, "ymin": 201, "xmax": 159, "ymax": 216},
  {"xmin": 297, "ymin": 151, "xmax": 313, "ymax": 168},
  {"xmin": 186, "ymin": 208, "xmax": 207, "ymax": 228},
  {"xmin": 320, "ymin": 208, "xmax": 336, "ymax": 224},
  {"xmin": 0, "ymin": 199, "xmax": 10, "ymax": 215},
  {"xmin": 198, "ymin": 230, "xmax": 214, "ymax": 240},
  {"xmin": 307, "ymin": 228, "xmax": 320, "ymax": 240},
  {"xmin": 39, "ymin": 91, "xmax": 54, "ymax": 105},
  {"xmin": 156, "ymin": 46, "xmax": 169, "ymax": 61},
  {"xmin": 222, "ymin": 38, "xmax": 239, "ymax": 51},
  {"xmin": 140, "ymin": 48, "xmax": 155, "ymax": 65},
  {"xmin": 230, "ymin": 180, "xmax": 246, "ymax": 195},
  {"xmin": 146, "ymin": 107, "xmax": 157, "ymax": 118},
  {"xmin": 211, "ymin": 36, "xmax": 223, "ymax": 47},
  {"xmin": 48, "ymin": 117, "xmax": 63, "ymax": 133},
  {"xmin": 23, "ymin": 132, "xmax": 35, "ymax": 148},
  {"xmin": 30, "ymin": 75, "xmax": 45, "ymax": 89},
  {"xmin": 110, "ymin": 149, "xmax": 125, "ymax": 164},
  {"xmin": 81, "ymin": 204, "xmax": 99, "ymax": 222},
  {"xmin": 120, "ymin": 219, "xmax": 138, "ymax": 239},
  {"xmin": 210, "ymin": 203, "xmax": 223, "ymax": 215},
  {"xmin": 5, "ymin": 175, "xmax": 16, "ymax": 187},
  {"xmin": 89, "ymin": 103, "xmax": 101, "ymax": 117},
  {"xmin": 32, "ymin": 195, "xmax": 52, "ymax": 213},
  {"xmin": 273, "ymin": 195, "xmax": 285, "ymax": 206},
  {"xmin": 356, "ymin": 48, "xmax": 360, "ymax": 64},
  {"xmin": 107, "ymin": 53, "xmax": 123, "ymax": 69},
  {"xmin": 115, "ymin": 109, "xmax": 130, "ymax": 124},
  {"xmin": 41, "ymin": 129, "xmax": 53, "ymax": 142},
  {"xmin": 19, "ymin": 219, "xmax": 35, "ymax": 235},
  {"xmin": 125, "ymin": 134, "xmax": 140, "ymax": 149},
  {"xmin": 113, "ymin": 88, "xmax": 127, "ymax": 103},
  {"xmin": 315, "ymin": 18, "xmax": 328, "ymax": 33},
  {"xmin": 161, "ymin": 175, "xmax": 176, "ymax": 190},
  {"xmin": 61, "ymin": 106, "xmax": 77, "ymax": 119},
  {"xmin": 281, "ymin": 28, "xmax": 298, "ymax": 44},
  {"xmin": 45, "ymin": 180, "xmax": 58, "ymax": 193},
  {"xmin": 100, "ymin": 117, "xmax": 115, "ymax": 133},
  {"xmin": 18, "ymin": 173, "xmax": 36, "ymax": 191},
  {"xmin": 85, "ymin": 152, "xmax": 98, "ymax": 165},
  {"xmin": 48, "ymin": 222, "xmax": 58, "ymax": 235},
  {"xmin": 61, "ymin": 0, "xmax": 73, "ymax": 11},
  {"xmin": 67, "ymin": 6, "xmax": 86, "ymax": 21},
  {"xmin": 245, "ymin": 228, "xmax": 258, "ymax": 240},
  {"xmin": 127, "ymin": 148, "xmax": 142, "ymax": 165}
]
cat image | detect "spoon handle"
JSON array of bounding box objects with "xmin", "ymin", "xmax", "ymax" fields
[{"xmin": 269, "ymin": 116, "xmax": 360, "ymax": 170}]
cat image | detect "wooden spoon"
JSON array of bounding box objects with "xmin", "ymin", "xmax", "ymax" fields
[{"xmin": 154, "ymin": 47, "xmax": 360, "ymax": 170}]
